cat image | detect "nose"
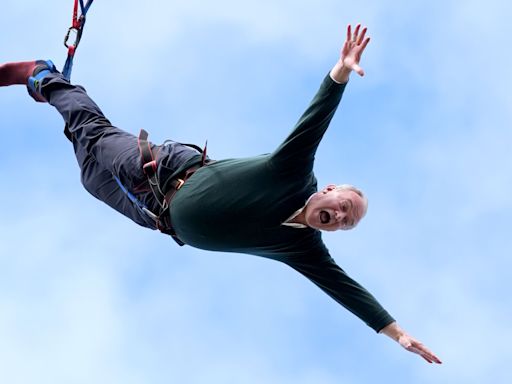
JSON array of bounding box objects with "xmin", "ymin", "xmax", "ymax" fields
[{"xmin": 334, "ymin": 210, "xmax": 343, "ymax": 222}]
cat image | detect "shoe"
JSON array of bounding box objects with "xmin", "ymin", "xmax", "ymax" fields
[{"xmin": 27, "ymin": 60, "xmax": 58, "ymax": 102}]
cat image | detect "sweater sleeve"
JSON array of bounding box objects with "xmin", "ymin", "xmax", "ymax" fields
[
  {"xmin": 269, "ymin": 74, "xmax": 347, "ymax": 175},
  {"xmin": 286, "ymin": 248, "xmax": 395, "ymax": 333}
]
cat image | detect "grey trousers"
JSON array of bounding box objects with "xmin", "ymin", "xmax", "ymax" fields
[{"xmin": 41, "ymin": 74, "xmax": 201, "ymax": 230}]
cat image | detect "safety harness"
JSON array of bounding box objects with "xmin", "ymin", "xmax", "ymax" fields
[{"xmin": 134, "ymin": 129, "xmax": 209, "ymax": 245}]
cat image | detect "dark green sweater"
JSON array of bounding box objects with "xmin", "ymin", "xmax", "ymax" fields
[{"xmin": 170, "ymin": 74, "xmax": 394, "ymax": 332}]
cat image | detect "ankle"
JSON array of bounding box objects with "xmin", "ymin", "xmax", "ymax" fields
[{"xmin": 0, "ymin": 61, "xmax": 37, "ymax": 86}]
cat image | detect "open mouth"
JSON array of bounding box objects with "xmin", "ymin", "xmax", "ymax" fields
[{"xmin": 320, "ymin": 210, "xmax": 330, "ymax": 224}]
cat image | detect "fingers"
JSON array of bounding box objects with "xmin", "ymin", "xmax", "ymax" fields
[
  {"xmin": 356, "ymin": 26, "xmax": 367, "ymax": 45},
  {"xmin": 360, "ymin": 36, "xmax": 371, "ymax": 52},
  {"xmin": 342, "ymin": 23, "xmax": 370, "ymax": 76},
  {"xmin": 353, "ymin": 24, "xmax": 361, "ymax": 42},
  {"xmin": 346, "ymin": 24, "xmax": 370, "ymax": 48},
  {"xmin": 408, "ymin": 345, "xmax": 433, "ymax": 363},
  {"xmin": 346, "ymin": 24, "xmax": 359, "ymax": 43},
  {"xmin": 421, "ymin": 354, "xmax": 434, "ymax": 364},
  {"xmin": 420, "ymin": 350, "xmax": 442, "ymax": 364},
  {"xmin": 407, "ymin": 342, "xmax": 443, "ymax": 364},
  {"xmin": 352, "ymin": 63, "xmax": 364, "ymax": 77},
  {"xmin": 428, "ymin": 353, "xmax": 443, "ymax": 364},
  {"xmin": 417, "ymin": 344, "xmax": 442, "ymax": 364}
]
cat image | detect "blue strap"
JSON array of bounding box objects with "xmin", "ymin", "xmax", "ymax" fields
[
  {"xmin": 62, "ymin": 57, "xmax": 74, "ymax": 81},
  {"xmin": 80, "ymin": 0, "xmax": 94, "ymax": 15},
  {"xmin": 27, "ymin": 60, "xmax": 56, "ymax": 94},
  {"xmin": 114, "ymin": 176, "xmax": 159, "ymax": 222},
  {"xmin": 28, "ymin": 69, "xmax": 51, "ymax": 94}
]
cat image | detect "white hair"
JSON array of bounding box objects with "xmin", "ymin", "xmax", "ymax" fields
[{"xmin": 335, "ymin": 184, "xmax": 368, "ymax": 218}]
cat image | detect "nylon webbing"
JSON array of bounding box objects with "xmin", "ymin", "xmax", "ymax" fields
[{"xmin": 63, "ymin": 0, "xmax": 95, "ymax": 80}]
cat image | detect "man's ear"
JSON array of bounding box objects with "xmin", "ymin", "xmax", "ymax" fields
[{"xmin": 322, "ymin": 184, "xmax": 337, "ymax": 193}]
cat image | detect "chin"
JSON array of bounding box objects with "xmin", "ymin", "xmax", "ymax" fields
[{"xmin": 311, "ymin": 222, "xmax": 336, "ymax": 232}]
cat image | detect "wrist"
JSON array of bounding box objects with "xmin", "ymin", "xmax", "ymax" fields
[
  {"xmin": 330, "ymin": 60, "xmax": 351, "ymax": 84},
  {"xmin": 379, "ymin": 321, "xmax": 404, "ymax": 341}
]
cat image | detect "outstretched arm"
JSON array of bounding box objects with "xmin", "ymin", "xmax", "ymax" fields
[
  {"xmin": 380, "ymin": 321, "xmax": 443, "ymax": 364},
  {"xmin": 269, "ymin": 24, "xmax": 371, "ymax": 175},
  {"xmin": 285, "ymin": 243, "xmax": 395, "ymax": 333},
  {"xmin": 285, "ymin": 237, "xmax": 442, "ymax": 364}
]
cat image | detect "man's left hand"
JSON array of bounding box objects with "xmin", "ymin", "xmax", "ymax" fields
[{"xmin": 330, "ymin": 23, "xmax": 371, "ymax": 83}]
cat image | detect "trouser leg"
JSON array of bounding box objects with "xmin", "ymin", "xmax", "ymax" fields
[
  {"xmin": 72, "ymin": 139, "xmax": 158, "ymax": 229},
  {"xmin": 39, "ymin": 73, "xmax": 159, "ymax": 228},
  {"xmin": 41, "ymin": 74, "xmax": 142, "ymax": 188},
  {"xmin": 41, "ymin": 73, "xmax": 201, "ymax": 230}
]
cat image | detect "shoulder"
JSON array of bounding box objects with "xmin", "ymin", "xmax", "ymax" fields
[{"xmin": 275, "ymin": 228, "xmax": 331, "ymax": 264}]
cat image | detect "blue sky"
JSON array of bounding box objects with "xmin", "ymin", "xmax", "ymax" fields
[{"xmin": 1, "ymin": 0, "xmax": 511, "ymax": 383}]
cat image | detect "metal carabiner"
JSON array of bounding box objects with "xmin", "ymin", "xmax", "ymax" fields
[
  {"xmin": 63, "ymin": 15, "xmax": 85, "ymax": 49},
  {"xmin": 64, "ymin": 27, "xmax": 79, "ymax": 48}
]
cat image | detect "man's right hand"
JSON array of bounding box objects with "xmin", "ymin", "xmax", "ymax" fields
[{"xmin": 380, "ymin": 321, "xmax": 443, "ymax": 364}]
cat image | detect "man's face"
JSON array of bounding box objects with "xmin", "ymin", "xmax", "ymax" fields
[{"xmin": 304, "ymin": 185, "xmax": 367, "ymax": 231}]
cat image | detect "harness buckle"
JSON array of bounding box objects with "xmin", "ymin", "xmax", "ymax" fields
[
  {"xmin": 143, "ymin": 160, "xmax": 157, "ymax": 175},
  {"xmin": 175, "ymin": 178, "xmax": 185, "ymax": 190}
]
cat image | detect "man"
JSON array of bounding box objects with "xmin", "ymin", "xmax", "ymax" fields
[{"xmin": 0, "ymin": 24, "xmax": 441, "ymax": 364}]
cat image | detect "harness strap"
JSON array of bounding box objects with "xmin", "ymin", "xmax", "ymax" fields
[
  {"xmin": 133, "ymin": 129, "xmax": 208, "ymax": 246},
  {"xmin": 63, "ymin": 0, "xmax": 95, "ymax": 80},
  {"xmin": 138, "ymin": 129, "xmax": 165, "ymax": 206}
]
